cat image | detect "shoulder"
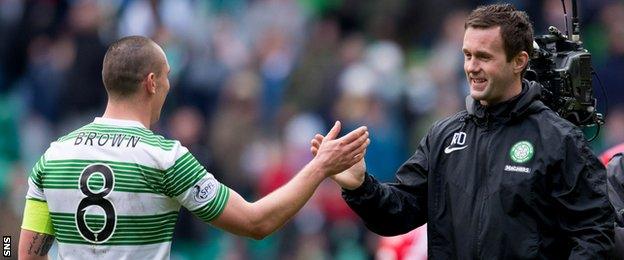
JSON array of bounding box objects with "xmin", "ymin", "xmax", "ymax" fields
[
  {"xmin": 135, "ymin": 130, "xmax": 187, "ymax": 170},
  {"xmin": 528, "ymin": 108, "xmax": 582, "ymax": 142},
  {"xmin": 529, "ymin": 109, "xmax": 597, "ymax": 163},
  {"xmin": 429, "ymin": 110, "xmax": 469, "ymax": 135}
]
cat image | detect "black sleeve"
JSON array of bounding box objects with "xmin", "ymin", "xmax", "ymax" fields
[
  {"xmin": 551, "ymin": 129, "xmax": 615, "ymax": 259},
  {"xmin": 342, "ymin": 133, "xmax": 429, "ymax": 236},
  {"xmin": 606, "ymin": 154, "xmax": 624, "ymax": 256}
]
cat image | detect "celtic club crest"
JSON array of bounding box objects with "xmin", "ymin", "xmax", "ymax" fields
[{"xmin": 510, "ymin": 141, "xmax": 534, "ymax": 163}]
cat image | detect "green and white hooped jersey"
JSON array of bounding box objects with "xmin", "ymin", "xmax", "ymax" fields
[{"xmin": 26, "ymin": 117, "xmax": 231, "ymax": 259}]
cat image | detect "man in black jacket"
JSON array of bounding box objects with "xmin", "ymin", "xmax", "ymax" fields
[
  {"xmin": 311, "ymin": 3, "xmax": 614, "ymax": 259},
  {"xmin": 604, "ymin": 150, "xmax": 624, "ymax": 257}
]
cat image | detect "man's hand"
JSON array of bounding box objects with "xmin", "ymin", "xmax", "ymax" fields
[
  {"xmin": 310, "ymin": 121, "xmax": 369, "ymax": 178},
  {"xmin": 311, "ymin": 124, "xmax": 367, "ymax": 190}
]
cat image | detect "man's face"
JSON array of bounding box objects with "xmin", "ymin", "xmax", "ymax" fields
[{"xmin": 463, "ymin": 26, "xmax": 517, "ymax": 106}]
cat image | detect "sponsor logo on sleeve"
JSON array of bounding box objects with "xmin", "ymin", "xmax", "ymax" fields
[{"xmin": 193, "ymin": 178, "xmax": 219, "ymax": 203}]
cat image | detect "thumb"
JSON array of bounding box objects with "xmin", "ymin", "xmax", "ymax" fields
[{"xmin": 325, "ymin": 121, "xmax": 341, "ymax": 140}]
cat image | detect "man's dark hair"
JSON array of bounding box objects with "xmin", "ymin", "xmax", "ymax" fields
[
  {"xmin": 465, "ymin": 4, "xmax": 534, "ymax": 63},
  {"xmin": 102, "ymin": 36, "xmax": 164, "ymax": 98}
]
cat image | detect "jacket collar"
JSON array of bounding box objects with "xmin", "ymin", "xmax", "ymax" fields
[{"xmin": 465, "ymin": 80, "xmax": 547, "ymax": 125}]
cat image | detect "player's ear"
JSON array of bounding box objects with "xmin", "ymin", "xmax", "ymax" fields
[
  {"xmin": 513, "ymin": 51, "xmax": 529, "ymax": 74},
  {"xmin": 145, "ymin": 72, "xmax": 157, "ymax": 94}
]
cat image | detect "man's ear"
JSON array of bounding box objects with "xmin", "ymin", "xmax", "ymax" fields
[
  {"xmin": 514, "ymin": 51, "xmax": 529, "ymax": 74},
  {"xmin": 144, "ymin": 72, "xmax": 157, "ymax": 94}
]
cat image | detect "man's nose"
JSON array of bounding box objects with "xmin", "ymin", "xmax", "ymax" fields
[{"xmin": 466, "ymin": 59, "xmax": 480, "ymax": 73}]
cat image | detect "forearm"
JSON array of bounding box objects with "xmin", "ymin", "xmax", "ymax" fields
[
  {"xmin": 18, "ymin": 229, "xmax": 54, "ymax": 260},
  {"xmin": 343, "ymin": 173, "xmax": 427, "ymax": 236},
  {"xmin": 249, "ymin": 161, "xmax": 326, "ymax": 237}
]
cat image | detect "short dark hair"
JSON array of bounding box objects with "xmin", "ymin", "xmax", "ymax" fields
[
  {"xmin": 465, "ymin": 4, "xmax": 533, "ymax": 62},
  {"xmin": 102, "ymin": 36, "xmax": 165, "ymax": 98}
]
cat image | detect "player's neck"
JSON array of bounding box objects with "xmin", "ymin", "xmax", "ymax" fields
[{"xmin": 102, "ymin": 100, "xmax": 152, "ymax": 128}]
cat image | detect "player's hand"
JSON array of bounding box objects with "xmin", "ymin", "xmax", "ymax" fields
[
  {"xmin": 311, "ymin": 124, "xmax": 368, "ymax": 190},
  {"xmin": 310, "ymin": 121, "xmax": 369, "ymax": 178}
]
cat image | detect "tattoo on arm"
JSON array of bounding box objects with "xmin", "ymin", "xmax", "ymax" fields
[{"xmin": 27, "ymin": 233, "xmax": 54, "ymax": 256}]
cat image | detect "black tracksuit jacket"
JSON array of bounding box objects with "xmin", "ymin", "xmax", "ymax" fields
[
  {"xmin": 606, "ymin": 154, "xmax": 624, "ymax": 257},
  {"xmin": 343, "ymin": 80, "xmax": 615, "ymax": 259}
]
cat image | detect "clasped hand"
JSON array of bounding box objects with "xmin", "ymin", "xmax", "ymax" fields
[{"xmin": 310, "ymin": 121, "xmax": 368, "ymax": 190}]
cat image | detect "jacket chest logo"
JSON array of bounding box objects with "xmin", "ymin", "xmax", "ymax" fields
[
  {"xmin": 509, "ymin": 141, "xmax": 534, "ymax": 163},
  {"xmin": 444, "ymin": 132, "xmax": 468, "ymax": 154}
]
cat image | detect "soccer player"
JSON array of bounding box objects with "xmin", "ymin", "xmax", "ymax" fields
[{"xmin": 18, "ymin": 36, "xmax": 370, "ymax": 259}]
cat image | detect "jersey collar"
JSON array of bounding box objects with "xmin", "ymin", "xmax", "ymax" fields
[{"xmin": 93, "ymin": 117, "xmax": 147, "ymax": 129}]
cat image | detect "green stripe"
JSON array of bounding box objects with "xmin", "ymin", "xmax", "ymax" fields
[
  {"xmin": 26, "ymin": 197, "xmax": 47, "ymax": 203},
  {"xmin": 30, "ymin": 156, "xmax": 47, "ymax": 189},
  {"xmin": 47, "ymin": 160, "xmax": 163, "ymax": 173},
  {"xmin": 41, "ymin": 160, "xmax": 166, "ymax": 194},
  {"xmin": 49, "ymin": 212, "xmax": 179, "ymax": 245},
  {"xmin": 190, "ymin": 184, "xmax": 230, "ymax": 222},
  {"xmin": 164, "ymin": 153, "xmax": 207, "ymax": 197}
]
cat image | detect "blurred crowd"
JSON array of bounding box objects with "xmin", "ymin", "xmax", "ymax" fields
[{"xmin": 0, "ymin": 0, "xmax": 623, "ymax": 259}]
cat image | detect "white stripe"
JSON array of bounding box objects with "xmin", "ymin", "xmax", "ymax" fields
[
  {"xmin": 26, "ymin": 178, "xmax": 45, "ymax": 201},
  {"xmin": 57, "ymin": 241, "xmax": 171, "ymax": 260},
  {"xmin": 44, "ymin": 189, "xmax": 180, "ymax": 215}
]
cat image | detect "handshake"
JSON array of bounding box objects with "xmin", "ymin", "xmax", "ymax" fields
[{"xmin": 309, "ymin": 121, "xmax": 369, "ymax": 190}]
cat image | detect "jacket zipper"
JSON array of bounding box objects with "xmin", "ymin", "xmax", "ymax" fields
[{"xmin": 473, "ymin": 116, "xmax": 494, "ymax": 258}]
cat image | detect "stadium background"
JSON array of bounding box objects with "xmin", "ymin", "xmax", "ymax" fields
[{"xmin": 0, "ymin": 0, "xmax": 622, "ymax": 259}]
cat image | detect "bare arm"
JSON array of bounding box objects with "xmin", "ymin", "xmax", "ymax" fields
[
  {"xmin": 210, "ymin": 121, "xmax": 369, "ymax": 239},
  {"xmin": 18, "ymin": 229, "xmax": 54, "ymax": 260}
]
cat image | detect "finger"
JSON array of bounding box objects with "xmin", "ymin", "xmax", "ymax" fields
[
  {"xmin": 344, "ymin": 130, "xmax": 369, "ymax": 153},
  {"xmin": 350, "ymin": 144, "xmax": 369, "ymax": 164},
  {"xmin": 311, "ymin": 138, "xmax": 321, "ymax": 149},
  {"xmin": 348, "ymin": 138, "xmax": 370, "ymax": 159},
  {"xmin": 311, "ymin": 140, "xmax": 321, "ymax": 150},
  {"xmin": 311, "ymin": 146, "xmax": 318, "ymax": 156},
  {"xmin": 338, "ymin": 126, "xmax": 368, "ymax": 144},
  {"xmin": 325, "ymin": 121, "xmax": 341, "ymax": 140},
  {"xmin": 349, "ymin": 153, "xmax": 365, "ymax": 165},
  {"xmin": 314, "ymin": 134, "xmax": 325, "ymax": 143}
]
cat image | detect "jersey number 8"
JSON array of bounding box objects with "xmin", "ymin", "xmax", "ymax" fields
[{"xmin": 76, "ymin": 164, "xmax": 117, "ymax": 243}]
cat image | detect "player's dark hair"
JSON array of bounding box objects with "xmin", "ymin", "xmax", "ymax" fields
[
  {"xmin": 102, "ymin": 36, "xmax": 164, "ymax": 98},
  {"xmin": 465, "ymin": 4, "xmax": 534, "ymax": 63}
]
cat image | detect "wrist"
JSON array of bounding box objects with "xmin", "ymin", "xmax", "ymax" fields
[
  {"xmin": 306, "ymin": 159, "xmax": 330, "ymax": 180},
  {"xmin": 343, "ymin": 172, "xmax": 370, "ymax": 192}
]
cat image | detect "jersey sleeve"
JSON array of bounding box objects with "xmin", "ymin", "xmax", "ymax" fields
[
  {"xmin": 26, "ymin": 155, "xmax": 47, "ymax": 202},
  {"xmin": 163, "ymin": 148, "xmax": 230, "ymax": 223},
  {"xmin": 22, "ymin": 155, "xmax": 55, "ymax": 235}
]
